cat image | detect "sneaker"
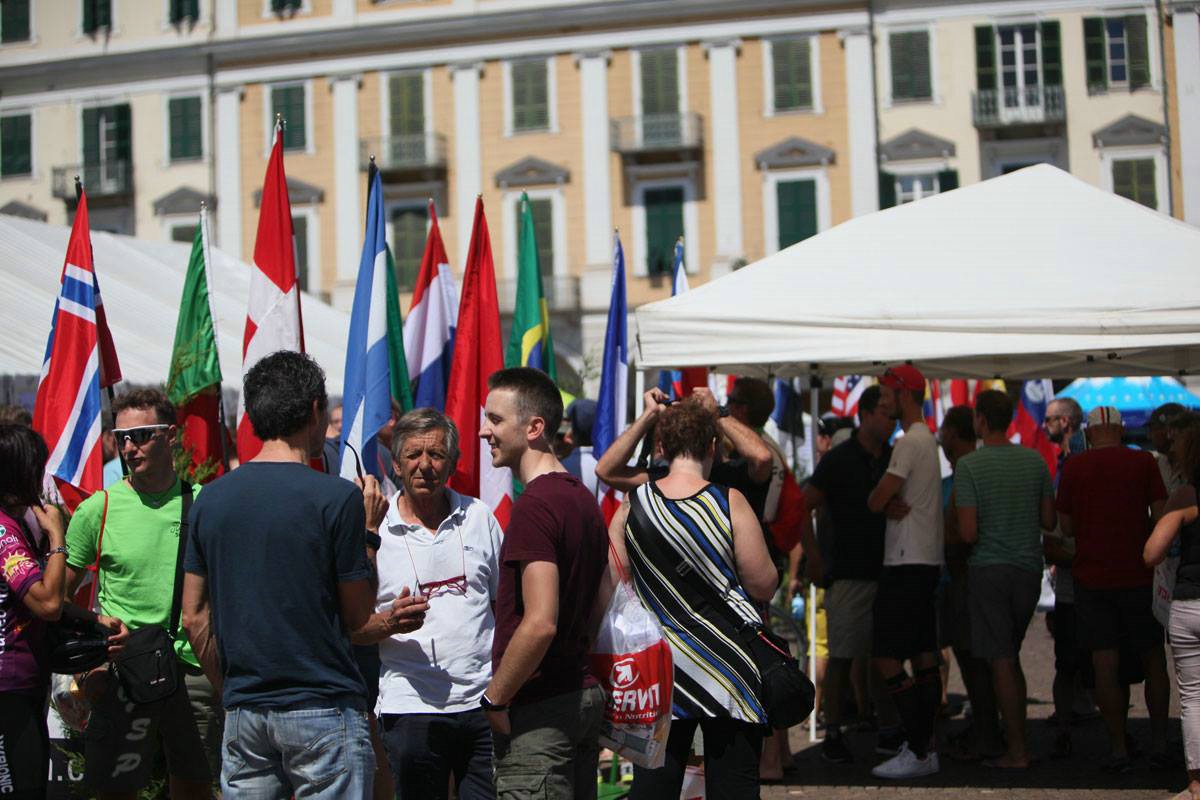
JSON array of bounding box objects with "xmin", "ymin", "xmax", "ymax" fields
[
  {"xmin": 871, "ymin": 744, "xmax": 940, "ymax": 779},
  {"xmin": 821, "ymin": 734, "xmax": 855, "ymax": 764},
  {"xmin": 876, "ymin": 727, "xmax": 906, "ymax": 756}
]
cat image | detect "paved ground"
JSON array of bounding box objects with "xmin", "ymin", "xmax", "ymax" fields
[{"xmin": 763, "ymin": 616, "xmax": 1188, "ymax": 800}]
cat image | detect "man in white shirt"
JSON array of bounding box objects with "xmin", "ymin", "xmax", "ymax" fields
[
  {"xmin": 867, "ymin": 364, "xmax": 945, "ymax": 779},
  {"xmin": 370, "ymin": 408, "xmax": 504, "ymax": 800}
]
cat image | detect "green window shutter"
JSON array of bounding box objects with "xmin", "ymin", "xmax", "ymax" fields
[
  {"xmin": 272, "ymin": 0, "xmax": 301, "ymax": 11},
  {"xmin": 169, "ymin": 97, "xmax": 202, "ymax": 161},
  {"xmin": 891, "ymin": 31, "xmax": 931, "ymax": 101},
  {"xmin": 389, "ymin": 74, "xmax": 424, "ymax": 137},
  {"xmin": 776, "ymin": 180, "xmax": 817, "ymax": 249},
  {"xmin": 112, "ymin": 103, "xmax": 132, "ymax": 163},
  {"xmin": 291, "ymin": 215, "xmax": 309, "ymax": 291},
  {"xmin": 974, "ymin": 25, "xmax": 996, "ymax": 91},
  {"xmin": 512, "ymin": 60, "xmax": 549, "ymax": 132},
  {"xmin": 0, "ymin": 114, "xmax": 32, "ymax": 176},
  {"xmin": 171, "ymin": 225, "xmax": 197, "ymax": 243},
  {"xmin": 391, "ymin": 206, "xmax": 428, "ymax": 292},
  {"xmin": 1040, "ymin": 21, "xmax": 1062, "ymax": 87},
  {"xmin": 2, "ymin": 0, "xmax": 31, "ymax": 43},
  {"xmin": 170, "ymin": 0, "xmax": 199, "ymax": 24},
  {"xmin": 772, "ymin": 38, "xmax": 813, "ymax": 111},
  {"xmin": 272, "ymin": 85, "xmax": 306, "ymax": 150},
  {"xmin": 640, "ymin": 49, "xmax": 679, "ymax": 116},
  {"xmin": 528, "ymin": 198, "xmax": 554, "ymax": 276},
  {"xmin": 83, "ymin": 0, "xmax": 111, "ymax": 33},
  {"xmin": 643, "ymin": 186, "xmax": 684, "ymax": 275},
  {"xmin": 1113, "ymin": 159, "xmax": 1156, "ymax": 208},
  {"xmin": 82, "ymin": 108, "xmax": 100, "ymax": 166},
  {"xmin": 936, "ymin": 169, "xmax": 959, "ymax": 192},
  {"xmin": 1084, "ymin": 18, "xmax": 1107, "ymax": 91},
  {"xmin": 879, "ymin": 171, "xmax": 897, "ymax": 209},
  {"xmin": 1126, "ymin": 15, "xmax": 1150, "ymax": 89}
]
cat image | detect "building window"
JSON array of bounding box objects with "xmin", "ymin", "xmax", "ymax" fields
[
  {"xmin": 644, "ymin": 186, "xmax": 684, "ymax": 276},
  {"xmin": 168, "ymin": 96, "xmax": 202, "ymax": 162},
  {"xmin": 511, "ymin": 59, "xmax": 550, "ymax": 133},
  {"xmin": 82, "ymin": 0, "xmax": 111, "ymax": 34},
  {"xmin": 897, "ymin": 173, "xmax": 938, "ymax": 204},
  {"xmin": 975, "ymin": 22, "xmax": 1061, "ymax": 108},
  {"xmin": 170, "ymin": 0, "xmax": 199, "ymax": 24},
  {"xmin": 771, "ymin": 38, "xmax": 814, "ymax": 112},
  {"xmin": 890, "ymin": 31, "xmax": 932, "ymax": 102},
  {"xmin": 1084, "ymin": 16, "xmax": 1150, "ymax": 92},
  {"xmin": 1, "ymin": 114, "xmax": 32, "ymax": 177},
  {"xmin": 1, "ymin": 0, "xmax": 31, "ymax": 43},
  {"xmin": 390, "ymin": 205, "xmax": 426, "ymax": 292},
  {"xmin": 171, "ymin": 224, "xmax": 197, "ymax": 243},
  {"xmin": 514, "ymin": 196, "xmax": 554, "ymax": 276},
  {"xmin": 271, "ymin": 0, "xmax": 302, "ymax": 13},
  {"xmin": 292, "ymin": 214, "xmax": 309, "ymax": 291},
  {"xmin": 271, "ymin": 84, "xmax": 306, "ymax": 151},
  {"xmin": 1112, "ymin": 158, "xmax": 1156, "ymax": 208},
  {"xmin": 776, "ymin": 180, "xmax": 816, "ymax": 249},
  {"xmin": 83, "ymin": 104, "xmax": 131, "ymax": 173}
]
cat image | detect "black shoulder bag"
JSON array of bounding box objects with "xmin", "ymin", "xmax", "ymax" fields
[
  {"xmin": 112, "ymin": 482, "xmax": 193, "ymax": 705},
  {"xmin": 628, "ymin": 483, "xmax": 815, "ymax": 730}
]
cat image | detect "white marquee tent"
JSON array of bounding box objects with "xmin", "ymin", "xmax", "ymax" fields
[
  {"xmin": 634, "ymin": 165, "xmax": 1200, "ymax": 380},
  {"xmin": 0, "ymin": 214, "xmax": 351, "ymax": 392}
]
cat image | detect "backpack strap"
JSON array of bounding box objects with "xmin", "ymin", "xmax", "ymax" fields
[{"xmin": 167, "ymin": 482, "xmax": 193, "ymax": 639}]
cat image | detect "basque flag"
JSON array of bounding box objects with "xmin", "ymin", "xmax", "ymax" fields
[
  {"xmin": 404, "ymin": 201, "xmax": 459, "ymax": 411},
  {"xmin": 1009, "ymin": 378, "xmax": 1059, "ymax": 479},
  {"xmin": 339, "ymin": 164, "xmax": 393, "ymax": 482},
  {"xmin": 33, "ymin": 189, "xmax": 114, "ymax": 510},
  {"xmin": 593, "ymin": 234, "xmax": 629, "ymax": 523}
]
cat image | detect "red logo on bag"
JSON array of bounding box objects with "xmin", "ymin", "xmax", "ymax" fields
[
  {"xmin": 611, "ymin": 657, "xmax": 639, "ymax": 689},
  {"xmin": 592, "ymin": 641, "xmax": 674, "ymax": 725}
]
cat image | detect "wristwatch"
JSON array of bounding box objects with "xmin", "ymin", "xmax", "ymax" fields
[
  {"xmin": 48, "ymin": 545, "xmax": 69, "ymax": 558},
  {"xmin": 480, "ymin": 693, "xmax": 508, "ymax": 712},
  {"xmin": 717, "ymin": 404, "xmax": 731, "ymax": 418}
]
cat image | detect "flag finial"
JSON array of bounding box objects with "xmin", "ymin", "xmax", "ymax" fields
[{"xmin": 369, "ymin": 154, "xmax": 376, "ymax": 164}]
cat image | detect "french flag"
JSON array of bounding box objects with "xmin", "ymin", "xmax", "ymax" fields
[
  {"xmin": 656, "ymin": 238, "xmax": 707, "ymax": 399},
  {"xmin": 593, "ymin": 234, "xmax": 628, "ymax": 524},
  {"xmin": 403, "ymin": 201, "xmax": 459, "ymax": 411},
  {"xmin": 1009, "ymin": 379, "xmax": 1059, "ymax": 479}
]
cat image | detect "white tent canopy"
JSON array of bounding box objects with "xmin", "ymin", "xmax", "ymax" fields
[
  {"xmin": 0, "ymin": 214, "xmax": 351, "ymax": 392},
  {"xmin": 635, "ymin": 165, "xmax": 1200, "ymax": 380}
]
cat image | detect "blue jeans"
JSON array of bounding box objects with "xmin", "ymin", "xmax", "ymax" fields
[{"xmin": 221, "ymin": 702, "xmax": 375, "ymax": 799}]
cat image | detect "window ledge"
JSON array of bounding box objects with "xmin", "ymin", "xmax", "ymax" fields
[
  {"xmin": 507, "ymin": 125, "xmax": 557, "ymax": 137},
  {"xmin": 0, "ymin": 173, "xmax": 35, "ymax": 182},
  {"xmin": 765, "ymin": 106, "xmax": 823, "ymax": 118},
  {"xmin": 887, "ymin": 96, "xmax": 936, "ymax": 106},
  {"xmin": 166, "ymin": 155, "xmax": 206, "ymax": 166}
]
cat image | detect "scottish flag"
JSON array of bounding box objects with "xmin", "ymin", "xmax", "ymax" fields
[{"xmin": 340, "ymin": 165, "xmax": 393, "ymax": 481}]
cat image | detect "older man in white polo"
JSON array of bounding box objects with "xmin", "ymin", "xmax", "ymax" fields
[{"xmin": 369, "ymin": 408, "xmax": 504, "ymax": 800}]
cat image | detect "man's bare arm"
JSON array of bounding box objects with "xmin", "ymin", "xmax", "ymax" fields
[
  {"xmin": 485, "ymin": 560, "xmax": 559, "ymax": 705},
  {"xmin": 349, "ymin": 587, "xmax": 430, "ymax": 645},
  {"xmin": 181, "ymin": 573, "xmax": 223, "ymax": 696}
]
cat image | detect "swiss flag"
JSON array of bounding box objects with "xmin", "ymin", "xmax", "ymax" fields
[
  {"xmin": 445, "ymin": 198, "xmax": 513, "ymax": 525},
  {"xmin": 237, "ymin": 121, "xmax": 305, "ymax": 462}
]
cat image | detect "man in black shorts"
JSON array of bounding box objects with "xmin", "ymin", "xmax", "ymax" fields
[{"xmin": 866, "ymin": 365, "xmax": 944, "ymax": 779}]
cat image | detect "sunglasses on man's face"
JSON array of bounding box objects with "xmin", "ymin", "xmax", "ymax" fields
[{"xmin": 112, "ymin": 425, "xmax": 170, "ymax": 447}]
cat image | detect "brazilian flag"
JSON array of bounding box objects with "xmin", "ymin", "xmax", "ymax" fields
[{"xmin": 504, "ymin": 192, "xmax": 557, "ymax": 380}]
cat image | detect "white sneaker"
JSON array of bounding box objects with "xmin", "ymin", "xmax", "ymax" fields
[{"xmin": 871, "ymin": 743, "xmax": 940, "ymax": 779}]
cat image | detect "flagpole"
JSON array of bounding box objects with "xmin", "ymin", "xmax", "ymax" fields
[
  {"xmin": 77, "ymin": 175, "xmax": 125, "ymax": 478},
  {"xmin": 199, "ymin": 203, "xmax": 230, "ymax": 473}
]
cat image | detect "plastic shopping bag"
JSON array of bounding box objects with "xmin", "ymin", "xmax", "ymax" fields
[
  {"xmin": 590, "ymin": 580, "xmax": 673, "ymax": 769},
  {"xmin": 1153, "ymin": 556, "xmax": 1178, "ymax": 628}
]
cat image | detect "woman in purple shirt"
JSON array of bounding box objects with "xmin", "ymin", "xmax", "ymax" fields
[{"xmin": 0, "ymin": 424, "xmax": 122, "ymax": 799}]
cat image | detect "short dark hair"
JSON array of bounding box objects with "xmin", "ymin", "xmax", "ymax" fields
[
  {"xmin": 0, "ymin": 424, "xmax": 49, "ymax": 508},
  {"xmin": 244, "ymin": 351, "xmax": 328, "ymax": 441},
  {"xmin": 858, "ymin": 385, "xmax": 884, "ymax": 417},
  {"xmin": 941, "ymin": 405, "xmax": 975, "ymax": 443},
  {"xmin": 974, "ymin": 389, "xmax": 1013, "ymax": 433},
  {"xmin": 112, "ymin": 388, "xmax": 176, "ymax": 426},
  {"xmin": 1048, "ymin": 397, "xmax": 1083, "ymax": 428},
  {"xmin": 487, "ymin": 367, "xmax": 563, "ymax": 438},
  {"xmin": 391, "ymin": 407, "xmax": 460, "ymax": 467},
  {"xmin": 656, "ymin": 398, "xmax": 718, "ymax": 462},
  {"xmin": 728, "ymin": 378, "xmax": 775, "ymax": 428},
  {"xmin": 0, "ymin": 404, "xmax": 32, "ymax": 427}
]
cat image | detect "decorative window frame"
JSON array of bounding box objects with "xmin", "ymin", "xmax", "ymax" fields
[
  {"xmin": 502, "ymin": 57, "xmax": 559, "ymax": 137},
  {"xmin": 879, "ymin": 23, "xmax": 938, "ymax": 108},
  {"xmin": 0, "ymin": 0, "xmax": 37, "ymax": 47},
  {"xmin": 500, "ymin": 186, "xmax": 566, "ymax": 280},
  {"xmin": 1088, "ymin": 10, "xmax": 1162, "ymax": 93},
  {"xmin": 159, "ymin": 212, "xmax": 199, "ymax": 242},
  {"xmin": 380, "ymin": 67, "xmax": 434, "ymax": 141},
  {"xmin": 630, "ymin": 176, "xmax": 699, "ymax": 278},
  {"xmin": 761, "ymin": 34, "xmax": 823, "ymax": 117},
  {"xmin": 761, "ymin": 166, "xmax": 831, "ymax": 256},
  {"xmin": 1099, "ymin": 144, "xmax": 1168, "ymax": 212},
  {"xmin": 630, "ymin": 45, "xmax": 689, "ymax": 118}
]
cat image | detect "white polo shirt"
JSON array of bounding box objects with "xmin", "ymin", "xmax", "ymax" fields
[
  {"xmin": 883, "ymin": 421, "xmax": 945, "ymax": 566},
  {"xmin": 375, "ymin": 487, "xmax": 504, "ymax": 715}
]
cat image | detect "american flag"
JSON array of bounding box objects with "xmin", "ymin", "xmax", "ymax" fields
[{"xmin": 831, "ymin": 375, "xmax": 869, "ymax": 419}]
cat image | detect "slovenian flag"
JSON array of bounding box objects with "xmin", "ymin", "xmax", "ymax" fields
[
  {"xmin": 339, "ymin": 164, "xmax": 394, "ymax": 482},
  {"xmin": 403, "ymin": 200, "xmax": 459, "ymax": 411},
  {"xmin": 1009, "ymin": 379, "xmax": 1059, "ymax": 479}
]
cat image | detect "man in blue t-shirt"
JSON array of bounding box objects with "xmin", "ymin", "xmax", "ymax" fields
[{"xmin": 181, "ymin": 351, "xmax": 428, "ymax": 799}]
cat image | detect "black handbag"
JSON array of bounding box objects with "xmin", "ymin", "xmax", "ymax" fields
[{"xmin": 111, "ymin": 482, "xmax": 193, "ymax": 705}]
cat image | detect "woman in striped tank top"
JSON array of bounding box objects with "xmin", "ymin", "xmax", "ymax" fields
[{"xmin": 607, "ymin": 398, "xmax": 779, "ymax": 799}]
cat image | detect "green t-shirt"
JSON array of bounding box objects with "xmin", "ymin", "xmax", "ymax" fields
[
  {"xmin": 66, "ymin": 478, "xmax": 200, "ymax": 668},
  {"xmin": 955, "ymin": 444, "xmax": 1053, "ymax": 574}
]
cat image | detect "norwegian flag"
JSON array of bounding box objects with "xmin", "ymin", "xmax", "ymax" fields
[
  {"xmin": 33, "ymin": 189, "xmax": 120, "ymax": 511},
  {"xmin": 831, "ymin": 375, "xmax": 870, "ymax": 419},
  {"xmin": 237, "ymin": 120, "xmax": 305, "ymax": 462}
]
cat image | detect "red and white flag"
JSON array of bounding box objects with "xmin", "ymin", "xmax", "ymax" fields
[
  {"xmin": 237, "ymin": 121, "xmax": 304, "ymax": 462},
  {"xmin": 445, "ymin": 198, "xmax": 513, "ymax": 526}
]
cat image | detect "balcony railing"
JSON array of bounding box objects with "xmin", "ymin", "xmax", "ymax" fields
[
  {"xmin": 610, "ymin": 112, "xmax": 703, "ymax": 154},
  {"xmin": 360, "ymin": 133, "xmax": 447, "ymax": 172},
  {"xmin": 51, "ymin": 161, "xmax": 133, "ymax": 199},
  {"xmin": 497, "ymin": 275, "xmax": 580, "ymax": 315},
  {"xmin": 972, "ymin": 85, "xmax": 1065, "ymax": 128}
]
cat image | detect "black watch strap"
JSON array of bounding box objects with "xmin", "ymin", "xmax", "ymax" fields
[{"xmin": 480, "ymin": 693, "xmax": 508, "ymax": 712}]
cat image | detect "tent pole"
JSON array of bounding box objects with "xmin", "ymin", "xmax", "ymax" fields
[
  {"xmin": 633, "ymin": 367, "xmax": 645, "ymax": 420},
  {"xmin": 808, "ymin": 372, "xmax": 821, "ymax": 742}
]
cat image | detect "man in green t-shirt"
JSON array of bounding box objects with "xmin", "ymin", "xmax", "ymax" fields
[
  {"xmin": 65, "ymin": 389, "xmax": 218, "ymax": 800},
  {"xmin": 955, "ymin": 389, "xmax": 1056, "ymax": 771}
]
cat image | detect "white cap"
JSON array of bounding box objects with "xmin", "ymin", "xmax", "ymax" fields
[{"xmin": 1086, "ymin": 406, "xmax": 1123, "ymax": 427}]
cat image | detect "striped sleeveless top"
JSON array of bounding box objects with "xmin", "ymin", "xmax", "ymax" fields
[{"xmin": 625, "ymin": 481, "xmax": 767, "ymax": 724}]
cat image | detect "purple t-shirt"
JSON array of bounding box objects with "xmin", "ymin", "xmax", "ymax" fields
[{"xmin": 0, "ymin": 508, "xmax": 48, "ymax": 693}]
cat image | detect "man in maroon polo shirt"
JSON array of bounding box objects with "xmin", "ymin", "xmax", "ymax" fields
[
  {"xmin": 478, "ymin": 367, "xmax": 608, "ymax": 800},
  {"xmin": 1057, "ymin": 406, "xmax": 1169, "ymax": 771}
]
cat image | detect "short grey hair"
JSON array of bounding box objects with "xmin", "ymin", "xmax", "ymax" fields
[
  {"xmin": 1049, "ymin": 397, "xmax": 1084, "ymax": 428},
  {"xmin": 390, "ymin": 407, "xmax": 460, "ymax": 467}
]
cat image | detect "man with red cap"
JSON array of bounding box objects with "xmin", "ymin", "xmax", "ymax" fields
[{"xmin": 866, "ymin": 364, "xmax": 944, "ymax": 779}]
